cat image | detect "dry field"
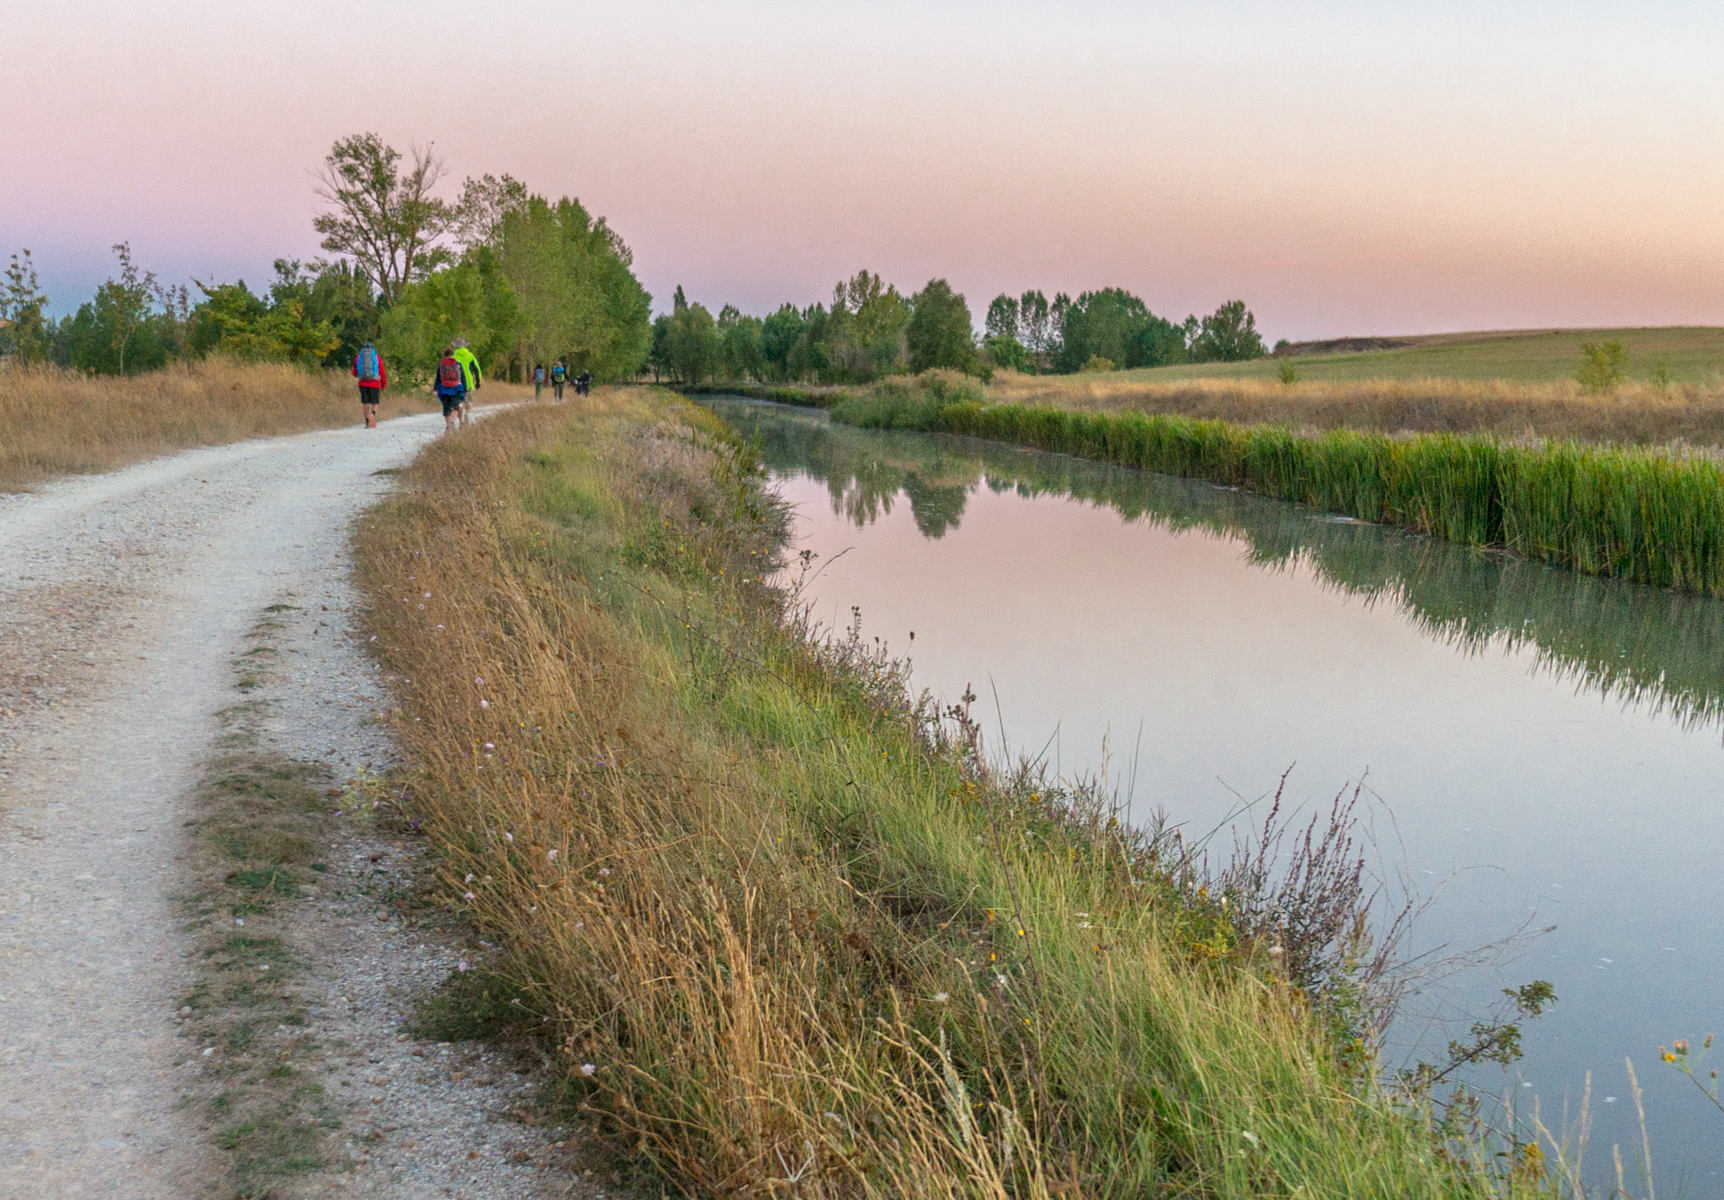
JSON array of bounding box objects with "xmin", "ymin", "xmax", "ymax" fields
[
  {"xmin": 987, "ymin": 371, "xmax": 1724, "ymax": 446},
  {"xmin": 0, "ymin": 358, "xmax": 530, "ymax": 491}
]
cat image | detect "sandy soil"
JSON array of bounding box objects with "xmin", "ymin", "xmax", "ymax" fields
[{"xmin": 0, "ymin": 413, "xmax": 599, "ymax": 1199}]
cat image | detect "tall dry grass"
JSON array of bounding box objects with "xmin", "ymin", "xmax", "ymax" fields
[
  {"xmin": 985, "ymin": 371, "xmax": 1724, "ymax": 447},
  {"xmin": 354, "ymin": 390, "xmax": 1531, "ymax": 1198},
  {"xmin": 0, "ymin": 358, "xmax": 529, "ymax": 491}
]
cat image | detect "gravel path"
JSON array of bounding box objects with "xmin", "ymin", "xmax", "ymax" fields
[{"xmin": 0, "ymin": 413, "xmax": 599, "ymax": 1199}]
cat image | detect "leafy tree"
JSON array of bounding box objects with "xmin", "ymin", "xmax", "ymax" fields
[
  {"xmin": 379, "ymin": 255, "xmax": 521, "ymax": 381},
  {"xmin": 314, "ymin": 133, "xmax": 452, "ymax": 307},
  {"xmin": 717, "ymin": 305, "xmax": 764, "ymax": 380},
  {"xmin": 905, "ymin": 279, "xmax": 977, "ymax": 374},
  {"xmin": 760, "ymin": 303, "xmax": 808, "ymax": 380},
  {"xmin": 190, "ymin": 260, "xmax": 372, "ymax": 367},
  {"xmin": 1054, "ymin": 287, "xmax": 1188, "ymax": 373},
  {"xmin": 0, "ymin": 249, "xmax": 51, "ymax": 363},
  {"xmin": 983, "ymin": 294, "xmax": 1029, "ymax": 373},
  {"xmin": 496, "ymin": 194, "xmax": 651, "ymax": 381},
  {"xmin": 63, "ymin": 243, "xmax": 175, "ymax": 375},
  {"xmin": 652, "ymin": 286, "xmax": 719, "ymax": 383},
  {"xmin": 1577, "ymin": 339, "xmax": 1627, "ymax": 393},
  {"xmin": 1018, "ymin": 289, "xmax": 1053, "ymax": 367},
  {"xmin": 1190, "ymin": 300, "xmax": 1266, "ymax": 363},
  {"xmin": 985, "ymin": 294, "xmax": 1020, "ymax": 342},
  {"xmin": 453, "ymin": 174, "xmax": 528, "ymax": 251}
]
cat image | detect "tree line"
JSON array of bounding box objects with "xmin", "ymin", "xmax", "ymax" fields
[
  {"xmin": 0, "ymin": 134, "xmax": 653, "ymax": 384},
  {"xmin": 647, "ymin": 274, "xmax": 1265, "ymax": 386}
]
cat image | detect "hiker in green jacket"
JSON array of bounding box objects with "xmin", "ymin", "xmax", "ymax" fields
[{"xmin": 451, "ymin": 341, "xmax": 482, "ymax": 427}]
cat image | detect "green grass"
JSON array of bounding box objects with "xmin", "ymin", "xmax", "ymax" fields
[
  {"xmin": 828, "ymin": 385, "xmax": 1724, "ymax": 597},
  {"xmin": 357, "ymin": 394, "xmax": 1542, "ymax": 1198},
  {"xmin": 1126, "ymin": 327, "xmax": 1724, "ymax": 386}
]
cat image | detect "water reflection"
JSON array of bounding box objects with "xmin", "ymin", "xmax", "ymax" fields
[{"xmin": 719, "ymin": 398, "xmax": 1724, "ymax": 735}]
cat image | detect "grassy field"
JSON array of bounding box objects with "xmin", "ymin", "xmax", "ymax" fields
[
  {"xmin": 0, "ymin": 359, "xmax": 531, "ymax": 492},
  {"xmin": 1123, "ymin": 327, "xmax": 1724, "ymax": 386},
  {"xmin": 351, "ymin": 389, "xmax": 1557, "ymax": 1198}
]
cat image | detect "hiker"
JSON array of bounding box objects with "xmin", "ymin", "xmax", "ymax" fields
[
  {"xmin": 551, "ymin": 358, "xmax": 568, "ymax": 402},
  {"xmin": 533, "ymin": 363, "xmax": 547, "ymax": 401},
  {"xmin": 452, "ymin": 339, "xmax": 482, "ymax": 426},
  {"xmin": 576, "ymin": 371, "xmax": 591, "ymax": 397},
  {"xmin": 352, "ymin": 341, "xmax": 387, "ymax": 428},
  {"xmin": 433, "ymin": 344, "xmax": 466, "ymax": 432}
]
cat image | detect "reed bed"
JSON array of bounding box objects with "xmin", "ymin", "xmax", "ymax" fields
[
  {"xmin": 985, "ymin": 372, "xmax": 1724, "ymax": 447},
  {"xmin": 0, "ymin": 358, "xmax": 528, "ymax": 492},
  {"xmin": 353, "ymin": 390, "xmax": 1526, "ymax": 1198},
  {"xmin": 829, "ymin": 383, "xmax": 1724, "ymax": 597}
]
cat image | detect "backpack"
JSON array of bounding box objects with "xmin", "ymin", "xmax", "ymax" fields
[
  {"xmin": 357, "ymin": 345, "xmax": 380, "ymax": 382},
  {"xmin": 437, "ymin": 358, "xmax": 464, "ymax": 390},
  {"xmin": 551, "ymin": 364, "xmax": 566, "ymax": 383}
]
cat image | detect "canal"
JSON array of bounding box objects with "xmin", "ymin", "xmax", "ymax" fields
[{"xmin": 709, "ymin": 396, "xmax": 1724, "ymax": 1190}]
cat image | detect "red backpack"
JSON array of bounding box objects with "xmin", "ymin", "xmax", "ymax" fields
[{"xmin": 437, "ymin": 357, "xmax": 463, "ymax": 389}]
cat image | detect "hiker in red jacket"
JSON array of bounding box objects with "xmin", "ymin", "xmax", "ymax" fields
[{"xmin": 353, "ymin": 342, "xmax": 388, "ymax": 428}]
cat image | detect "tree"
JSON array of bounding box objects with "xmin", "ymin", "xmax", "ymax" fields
[
  {"xmin": 1053, "ymin": 288, "xmax": 1188, "ymax": 373},
  {"xmin": 985, "ymin": 294, "xmax": 1020, "ymax": 342},
  {"xmin": 717, "ymin": 305, "xmax": 764, "ymax": 380},
  {"xmin": 104, "ymin": 242, "xmax": 157, "ymax": 374},
  {"xmin": 1190, "ymin": 300, "xmax": 1266, "ymax": 363},
  {"xmin": 314, "ymin": 134, "xmax": 452, "ymax": 307},
  {"xmin": 760, "ymin": 303, "xmax": 809, "ymax": 381},
  {"xmin": 495, "ymin": 194, "xmax": 652, "ymax": 381},
  {"xmin": 453, "ymin": 174, "xmax": 528, "ymax": 250},
  {"xmin": 1016, "ymin": 290, "xmax": 1053, "ymax": 372},
  {"xmin": 655, "ymin": 286, "xmax": 719, "ymax": 383},
  {"xmin": 905, "ymin": 279, "xmax": 977, "ymax": 374},
  {"xmin": 1577, "ymin": 339, "xmax": 1627, "ymax": 393},
  {"xmin": 0, "ymin": 249, "xmax": 51, "ymax": 364},
  {"xmin": 379, "ymin": 255, "xmax": 521, "ymax": 381}
]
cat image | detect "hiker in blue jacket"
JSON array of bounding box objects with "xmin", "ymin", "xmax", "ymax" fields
[{"xmin": 433, "ymin": 345, "xmax": 466, "ymax": 433}]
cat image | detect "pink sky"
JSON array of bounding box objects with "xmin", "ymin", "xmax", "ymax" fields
[{"xmin": 9, "ymin": 1, "xmax": 1724, "ymax": 339}]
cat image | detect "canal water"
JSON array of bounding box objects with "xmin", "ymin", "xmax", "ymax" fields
[{"xmin": 708, "ymin": 396, "xmax": 1724, "ymax": 1190}]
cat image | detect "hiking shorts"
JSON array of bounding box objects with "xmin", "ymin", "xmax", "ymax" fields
[
  {"xmin": 359, "ymin": 385, "xmax": 381, "ymax": 404},
  {"xmin": 440, "ymin": 393, "xmax": 463, "ymax": 416}
]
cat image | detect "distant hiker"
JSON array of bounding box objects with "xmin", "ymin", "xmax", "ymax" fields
[
  {"xmin": 551, "ymin": 359, "xmax": 567, "ymax": 402},
  {"xmin": 434, "ymin": 344, "xmax": 466, "ymax": 432},
  {"xmin": 533, "ymin": 363, "xmax": 547, "ymax": 401},
  {"xmin": 352, "ymin": 342, "xmax": 387, "ymax": 428},
  {"xmin": 577, "ymin": 371, "xmax": 591, "ymax": 396},
  {"xmin": 452, "ymin": 340, "xmax": 482, "ymax": 427}
]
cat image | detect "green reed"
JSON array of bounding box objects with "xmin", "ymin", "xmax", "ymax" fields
[{"xmin": 830, "ymin": 389, "xmax": 1724, "ymax": 596}]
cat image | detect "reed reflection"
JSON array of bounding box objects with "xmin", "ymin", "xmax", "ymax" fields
[{"xmin": 714, "ymin": 397, "xmax": 1724, "ymax": 734}]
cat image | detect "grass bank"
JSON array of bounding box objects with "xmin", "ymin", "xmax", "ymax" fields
[
  {"xmin": 354, "ymin": 389, "xmax": 1526, "ymax": 1198},
  {"xmin": 0, "ymin": 358, "xmax": 528, "ymax": 492},
  {"xmin": 828, "ymin": 376, "xmax": 1724, "ymax": 597}
]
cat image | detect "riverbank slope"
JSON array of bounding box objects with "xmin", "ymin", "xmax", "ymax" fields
[{"xmin": 352, "ymin": 388, "xmax": 1510, "ymax": 1198}]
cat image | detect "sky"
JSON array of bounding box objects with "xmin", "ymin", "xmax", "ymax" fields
[{"xmin": 7, "ymin": 0, "xmax": 1724, "ymax": 340}]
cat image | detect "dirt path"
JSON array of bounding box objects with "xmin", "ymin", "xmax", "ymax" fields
[{"xmin": 0, "ymin": 413, "xmax": 594, "ymax": 1198}]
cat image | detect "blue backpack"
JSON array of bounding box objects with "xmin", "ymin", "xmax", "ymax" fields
[{"xmin": 357, "ymin": 345, "xmax": 380, "ymax": 382}]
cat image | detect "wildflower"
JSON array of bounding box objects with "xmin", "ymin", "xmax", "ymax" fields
[
  {"xmin": 598, "ymin": 868, "xmax": 610, "ymax": 877},
  {"xmin": 465, "ymin": 892, "xmax": 476, "ymax": 900},
  {"xmin": 1676, "ymin": 1040, "xmax": 1690, "ymax": 1055},
  {"xmin": 480, "ymin": 700, "xmax": 489, "ymax": 709},
  {"xmin": 574, "ymin": 922, "xmax": 583, "ymax": 930},
  {"xmin": 548, "ymin": 849, "xmax": 559, "ymax": 861},
  {"xmin": 475, "ymin": 677, "xmax": 484, "ymax": 685},
  {"xmin": 465, "ymin": 874, "xmax": 475, "ymax": 883},
  {"xmin": 580, "ymin": 1063, "xmax": 597, "ymax": 1077},
  {"xmin": 423, "ymin": 592, "xmax": 431, "ymax": 599},
  {"xmin": 484, "ymin": 742, "xmax": 494, "ymax": 750},
  {"xmin": 457, "ymin": 960, "xmax": 469, "ymax": 972},
  {"xmin": 933, "ymin": 992, "xmax": 950, "ymax": 1003}
]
